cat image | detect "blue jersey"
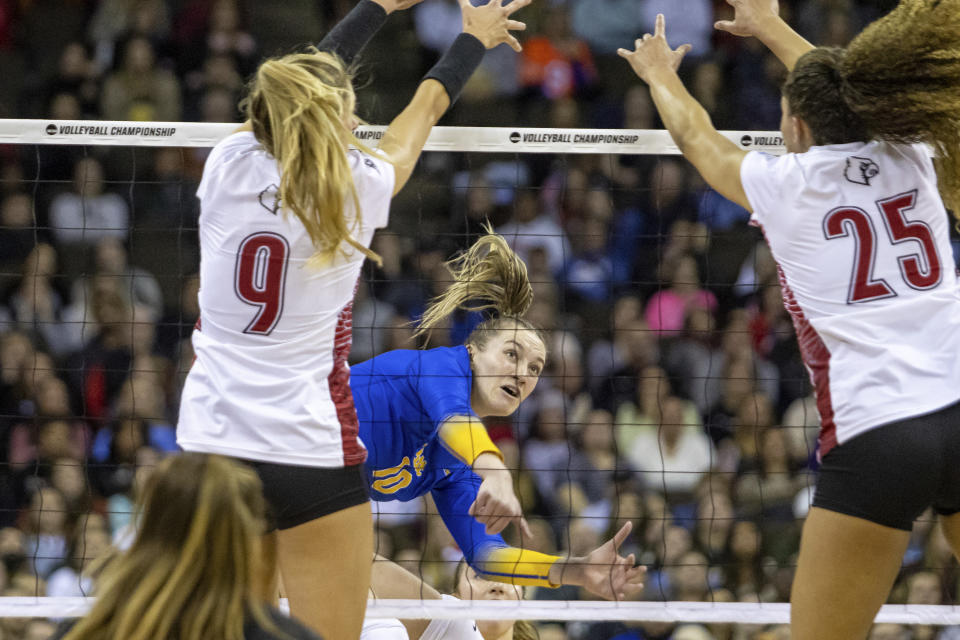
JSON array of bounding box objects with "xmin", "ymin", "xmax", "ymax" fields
[
  {"xmin": 351, "ymin": 346, "xmax": 558, "ymax": 587},
  {"xmin": 351, "ymin": 346, "xmax": 475, "ymax": 502}
]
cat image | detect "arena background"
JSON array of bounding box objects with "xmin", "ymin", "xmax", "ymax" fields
[{"xmin": 0, "ymin": 0, "xmax": 957, "ymax": 639}]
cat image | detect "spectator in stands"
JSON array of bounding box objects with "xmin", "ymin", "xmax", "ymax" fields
[
  {"xmin": 40, "ymin": 41, "xmax": 100, "ymax": 120},
  {"xmin": 695, "ymin": 488, "xmax": 735, "ymax": 563},
  {"xmin": 23, "ymin": 485, "xmax": 68, "ymax": 579},
  {"xmin": 0, "ymin": 193, "xmax": 36, "ymax": 282},
  {"xmin": 45, "ymin": 512, "xmax": 111, "ymax": 598},
  {"xmin": 670, "ymin": 550, "xmax": 711, "ymax": 601},
  {"xmin": 724, "ymin": 520, "xmax": 765, "ymax": 598},
  {"xmin": 586, "ymin": 293, "xmax": 642, "ymax": 389},
  {"xmin": 67, "ymin": 238, "xmax": 164, "ymax": 323},
  {"xmin": 105, "ymin": 445, "xmax": 159, "ymax": 541},
  {"xmin": 49, "ymin": 157, "xmax": 130, "ymax": 251},
  {"xmin": 560, "ymin": 216, "xmax": 615, "ymax": 319},
  {"xmin": 101, "ymin": 36, "xmax": 181, "ymax": 122},
  {"xmin": 62, "ymin": 278, "xmax": 135, "ymax": 423},
  {"xmin": 627, "ymin": 395, "xmax": 713, "ymax": 499},
  {"xmin": 735, "ymin": 427, "xmax": 804, "ymax": 528},
  {"xmin": 564, "ymin": 409, "xmax": 632, "ymax": 510},
  {"xmin": 645, "ymin": 253, "xmax": 717, "ymax": 337},
  {"xmin": 593, "ymin": 317, "xmax": 660, "ymax": 413},
  {"xmin": 497, "ymin": 189, "xmax": 570, "ymax": 277},
  {"xmin": 1, "ymin": 244, "xmax": 76, "ymax": 356},
  {"xmin": 202, "ymin": 0, "xmax": 257, "ymax": 75},
  {"xmin": 615, "ymin": 365, "xmax": 699, "ymax": 453},
  {"xmin": 519, "ymin": 7, "xmax": 597, "ymax": 101},
  {"xmin": 88, "ymin": 0, "xmax": 171, "ymax": 70}
]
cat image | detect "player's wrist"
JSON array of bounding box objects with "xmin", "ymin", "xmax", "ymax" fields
[
  {"xmin": 369, "ymin": 0, "xmax": 396, "ymax": 14},
  {"xmin": 753, "ymin": 13, "xmax": 788, "ymax": 41},
  {"xmin": 644, "ymin": 64, "xmax": 678, "ymax": 85},
  {"xmin": 548, "ymin": 556, "xmax": 585, "ymax": 588}
]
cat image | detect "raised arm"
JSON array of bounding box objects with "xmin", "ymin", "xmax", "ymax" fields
[
  {"xmin": 714, "ymin": 0, "xmax": 813, "ymax": 71},
  {"xmin": 318, "ymin": 0, "xmax": 425, "ymax": 65},
  {"xmin": 378, "ymin": 0, "xmax": 531, "ymax": 195},
  {"xmin": 619, "ymin": 15, "xmax": 751, "ymax": 210}
]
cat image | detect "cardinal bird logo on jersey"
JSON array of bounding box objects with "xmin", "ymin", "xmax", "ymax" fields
[
  {"xmin": 844, "ymin": 156, "xmax": 880, "ymax": 186},
  {"xmin": 258, "ymin": 184, "xmax": 282, "ymax": 215}
]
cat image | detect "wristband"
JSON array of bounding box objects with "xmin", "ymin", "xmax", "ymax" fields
[
  {"xmin": 318, "ymin": 0, "xmax": 388, "ymax": 65},
  {"xmin": 422, "ymin": 33, "xmax": 486, "ymax": 106}
]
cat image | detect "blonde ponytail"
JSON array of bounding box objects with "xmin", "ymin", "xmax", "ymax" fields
[
  {"xmin": 416, "ymin": 228, "xmax": 534, "ymax": 340},
  {"xmin": 244, "ymin": 48, "xmax": 383, "ymax": 266}
]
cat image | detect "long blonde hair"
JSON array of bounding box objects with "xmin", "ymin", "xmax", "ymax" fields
[
  {"xmin": 64, "ymin": 454, "xmax": 277, "ymax": 640},
  {"xmin": 415, "ymin": 228, "xmax": 540, "ymax": 348},
  {"xmin": 243, "ymin": 47, "xmax": 382, "ymax": 266}
]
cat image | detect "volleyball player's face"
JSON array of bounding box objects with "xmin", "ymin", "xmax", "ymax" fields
[
  {"xmin": 457, "ymin": 567, "xmax": 522, "ymax": 602},
  {"xmin": 470, "ymin": 329, "xmax": 546, "ymax": 417}
]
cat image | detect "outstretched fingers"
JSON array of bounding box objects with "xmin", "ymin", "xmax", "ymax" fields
[
  {"xmin": 504, "ymin": 0, "xmax": 533, "ymax": 15},
  {"xmin": 655, "ymin": 13, "xmax": 666, "ymax": 38},
  {"xmin": 611, "ymin": 521, "xmax": 633, "ymax": 551}
]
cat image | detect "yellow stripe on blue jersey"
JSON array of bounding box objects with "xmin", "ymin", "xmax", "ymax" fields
[
  {"xmin": 438, "ymin": 416, "xmax": 503, "ymax": 466},
  {"xmin": 475, "ymin": 545, "xmax": 560, "ymax": 588}
]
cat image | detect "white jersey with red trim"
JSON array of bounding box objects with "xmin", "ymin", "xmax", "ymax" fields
[
  {"xmin": 741, "ymin": 141, "xmax": 960, "ymax": 456},
  {"xmin": 177, "ymin": 131, "xmax": 394, "ymax": 467}
]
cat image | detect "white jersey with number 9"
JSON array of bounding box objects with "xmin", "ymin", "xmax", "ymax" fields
[{"xmin": 177, "ymin": 131, "xmax": 394, "ymax": 468}]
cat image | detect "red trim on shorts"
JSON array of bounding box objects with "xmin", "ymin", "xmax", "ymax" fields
[{"xmin": 329, "ymin": 296, "xmax": 366, "ymax": 466}]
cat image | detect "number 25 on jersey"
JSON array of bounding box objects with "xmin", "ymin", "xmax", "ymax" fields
[
  {"xmin": 823, "ymin": 190, "xmax": 942, "ymax": 304},
  {"xmin": 234, "ymin": 232, "xmax": 290, "ymax": 335}
]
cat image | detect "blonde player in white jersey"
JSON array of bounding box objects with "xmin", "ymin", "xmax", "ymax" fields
[
  {"xmin": 176, "ymin": 1, "xmax": 531, "ymax": 638},
  {"xmin": 615, "ymin": 1, "xmax": 960, "ymax": 639}
]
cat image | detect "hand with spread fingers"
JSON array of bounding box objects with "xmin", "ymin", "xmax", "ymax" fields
[
  {"xmin": 460, "ymin": 0, "xmax": 532, "ymax": 53},
  {"xmin": 617, "ymin": 14, "xmax": 692, "ymax": 83},
  {"xmin": 551, "ymin": 522, "xmax": 648, "ymax": 601},
  {"xmin": 714, "ymin": 0, "xmax": 781, "ymax": 38}
]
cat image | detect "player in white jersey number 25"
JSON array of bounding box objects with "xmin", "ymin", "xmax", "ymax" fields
[{"xmin": 616, "ymin": 0, "xmax": 960, "ymax": 639}]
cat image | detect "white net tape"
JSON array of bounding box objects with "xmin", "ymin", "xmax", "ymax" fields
[
  {"xmin": 0, "ymin": 118, "xmax": 785, "ymax": 154},
  {"xmin": 0, "ymin": 598, "xmax": 958, "ymax": 625}
]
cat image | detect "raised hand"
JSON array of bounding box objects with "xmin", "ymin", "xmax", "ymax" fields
[
  {"xmin": 469, "ymin": 463, "xmax": 533, "ymax": 537},
  {"xmin": 617, "ymin": 14, "xmax": 692, "ymax": 83},
  {"xmin": 576, "ymin": 522, "xmax": 646, "ymax": 601},
  {"xmin": 714, "ymin": 0, "xmax": 780, "ymax": 37},
  {"xmin": 460, "ymin": 0, "xmax": 532, "ymax": 53}
]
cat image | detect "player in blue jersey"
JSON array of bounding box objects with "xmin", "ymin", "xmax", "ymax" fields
[{"xmin": 351, "ymin": 232, "xmax": 646, "ymax": 599}]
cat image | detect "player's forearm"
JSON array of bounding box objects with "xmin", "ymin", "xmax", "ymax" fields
[
  {"xmin": 646, "ymin": 67, "xmax": 715, "ymax": 156},
  {"xmin": 752, "ymin": 14, "xmax": 814, "ymax": 71},
  {"xmin": 318, "ymin": 0, "xmax": 389, "ymax": 64},
  {"xmin": 475, "ymin": 545, "xmax": 561, "ymax": 588}
]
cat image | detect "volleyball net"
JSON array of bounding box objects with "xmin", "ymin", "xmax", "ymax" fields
[{"xmin": 0, "ymin": 120, "xmax": 956, "ymax": 635}]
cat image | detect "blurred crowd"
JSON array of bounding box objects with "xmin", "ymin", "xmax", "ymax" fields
[{"xmin": 0, "ymin": 0, "xmax": 958, "ymax": 639}]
